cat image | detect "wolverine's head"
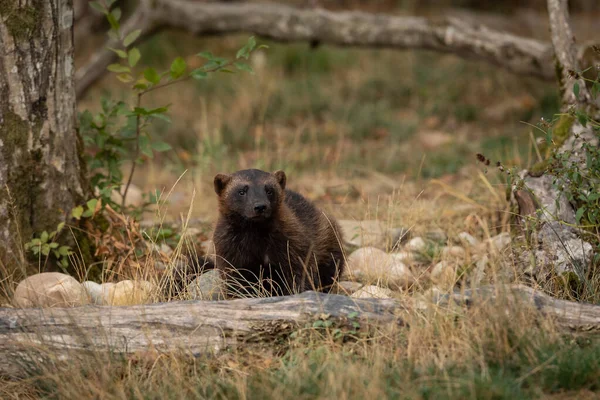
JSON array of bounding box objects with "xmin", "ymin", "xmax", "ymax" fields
[{"xmin": 213, "ymin": 169, "xmax": 287, "ymax": 221}]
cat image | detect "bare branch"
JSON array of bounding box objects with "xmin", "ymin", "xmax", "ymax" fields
[
  {"xmin": 76, "ymin": 1, "xmax": 561, "ymax": 98},
  {"xmin": 547, "ymin": 0, "xmax": 591, "ymax": 108},
  {"xmin": 75, "ymin": 5, "xmax": 156, "ymax": 98}
]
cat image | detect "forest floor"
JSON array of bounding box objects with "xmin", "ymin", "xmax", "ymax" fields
[{"xmin": 3, "ymin": 6, "xmax": 600, "ymax": 399}]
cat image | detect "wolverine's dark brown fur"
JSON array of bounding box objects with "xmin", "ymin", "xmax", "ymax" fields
[{"xmin": 212, "ymin": 169, "xmax": 344, "ymax": 297}]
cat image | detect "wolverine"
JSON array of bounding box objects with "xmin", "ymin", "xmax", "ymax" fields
[{"xmin": 212, "ymin": 169, "xmax": 345, "ymax": 297}]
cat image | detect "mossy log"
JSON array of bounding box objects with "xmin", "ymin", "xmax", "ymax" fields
[{"xmin": 1, "ymin": 285, "xmax": 600, "ymax": 377}]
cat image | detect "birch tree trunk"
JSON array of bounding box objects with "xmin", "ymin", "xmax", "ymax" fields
[{"xmin": 0, "ymin": 0, "xmax": 89, "ymax": 271}]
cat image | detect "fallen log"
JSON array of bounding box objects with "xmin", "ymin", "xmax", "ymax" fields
[
  {"xmin": 76, "ymin": 0, "xmax": 559, "ymax": 98},
  {"xmin": 1, "ymin": 285, "xmax": 599, "ymax": 377}
]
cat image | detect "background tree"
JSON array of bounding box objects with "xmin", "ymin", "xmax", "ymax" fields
[{"xmin": 0, "ymin": 0, "xmax": 89, "ymax": 272}]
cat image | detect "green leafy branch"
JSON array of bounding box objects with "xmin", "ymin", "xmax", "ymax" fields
[{"xmin": 86, "ymin": 0, "xmax": 266, "ymax": 212}]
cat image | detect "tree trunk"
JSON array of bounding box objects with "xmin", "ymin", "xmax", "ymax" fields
[
  {"xmin": 513, "ymin": 0, "xmax": 598, "ymax": 282},
  {"xmin": 0, "ymin": 0, "xmax": 89, "ymax": 271},
  {"xmin": 1, "ymin": 285, "xmax": 600, "ymax": 377}
]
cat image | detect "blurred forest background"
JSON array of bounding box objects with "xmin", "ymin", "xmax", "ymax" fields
[{"xmin": 74, "ymin": 0, "xmax": 599, "ymax": 229}]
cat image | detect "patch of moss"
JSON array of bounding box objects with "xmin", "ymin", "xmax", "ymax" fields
[
  {"xmin": 528, "ymin": 114, "xmax": 574, "ymax": 177},
  {"xmin": 0, "ymin": 0, "xmax": 40, "ymax": 40}
]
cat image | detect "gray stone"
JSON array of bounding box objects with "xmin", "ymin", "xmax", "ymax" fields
[
  {"xmin": 335, "ymin": 281, "xmax": 363, "ymax": 295},
  {"xmin": 389, "ymin": 227, "xmax": 412, "ymax": 249},
  {"xmin": 405, "ymin": 237, "xmax": 427, "ymax": 252},
  {"xmin": 424, "ymin": 229, "xmax": 448, "ymax": 244},
  {"xmin": 458, "ymin": 232, "xmax": 479, "ymax": 247},
  {"xmin": 187, "ymin": 270, "xmax": 224, "ymax": 300}
]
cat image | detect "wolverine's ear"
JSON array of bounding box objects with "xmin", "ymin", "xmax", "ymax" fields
[
  {"xmin": 214, "ymin": 173, "xmax": 232, "ymax": 196},
  {"xmin": 273, "ymin": 170, "xmax": 286, "ymax": 190}
]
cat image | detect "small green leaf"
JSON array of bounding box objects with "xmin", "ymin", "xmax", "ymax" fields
[
  {"xmin": 82, "ymin": 209, "xmax": 93, "ymax": 218},
  {"xmin": 112, "ymin": 7, "xmax": 121, "ymax": 21},
  {"xmin": 107, "ymin": 64, "xmax": 131, "ymax": 73},
  {"xmin": 140, "ymin": 136, "xmax": 153, "ymax": 158},
  {"xmin": 89, "ymin": 1, "xmax": 106, "ymax": 14},
  {"xmin": 197, "ymin": 51, "xmax": 214, "ymax": 60},
  {"xmin": 106, "ymin": 12, "xmax": 119, "ymax": 31},
  {"xmin": 151, "ymin": 141, "xmax": 172, "ymax": 152},
  {"xmin": 592, "ymin": 82, "xmax": 600, "ymax": 99},
  {"xmin": 40, "ymin": 231, "xmax": 49, "ymax": 243},
  {"xmin": 116, "ymin": 73, "xmax": 133, "ymax": 83},
  {"xmin": 59, "ymin": 246, "xmax": 71, "ymax": 256},
  {"xmin": 57, "ymin": 222, "xmax": 65, "ymax": 232},
  {"xmin": 234, "ymin": 62, "xmax": 254, "ymax": 74},
  {"xmin": 128, "ymin": 47, "xmax": 141, "ymax": 67},
  {"xmin": 576, "ymin": 207, "xmax": 585, "ymax": 223},
  {"xmin": 87, "ymin": 199, "xmax": 98, "ymax": 213},
  {"xmin": 123, "ymin": 29, "xmax": 142, "ymax": 47},
  {"xmin": 133, "ymin": 82, "xmax": 148, "ymax": 91},
  {"xmin": 143, "ymin": 67, "xmax": 160, "ymax": 84},
  {"xmin": 236, "ymin": 36, "xmax": 257, "ymax": 60},
  {"xmin": 60, "ymin": 258, "xmax": 69, "ymax": 268},
  {"xmin": 219, "ymin": 69, "xmax": 234, "ymax": 74},
  {"xmin": 49, "ymin": 242, "xmax": 59, "ymax": 249},
  {"xmin": 190, "ymin": 69, "xmax": 208, "ymax": 80},
  {"xmin": 41, "ymin": 244, "xmax": 50, "ymax": 256},
  {"xmin": 347, "ymin": 311, "xmax": 359, "ymax": 319},
  {"xmin": 577, "ymin": 112, "xmax": 588, "ymax": 127},
  {"xmin": 573, "ymin": 82, "xmax": 580, "ymax": 98},
  {"xmin": 108, "ymin": 47, "xmax": 127, "ymax": 58},
  {"xmin": 170, "ymin": 57, "xmax": 187, "ymax": 79},
  {"xmin": 72, "ymin": 206, "xmax": 84, "ymax": 220},
  {"xmin": 30, "ymin": 238, "xmax": 41, "ymax": 246}
]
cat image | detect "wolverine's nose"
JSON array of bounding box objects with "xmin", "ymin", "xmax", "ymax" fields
[{"xmin": 254, "ymin": 204, "xmax": 268, "ymax": 213}]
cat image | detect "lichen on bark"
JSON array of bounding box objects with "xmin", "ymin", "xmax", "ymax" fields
[{"xmin": 0, "ymin": 0, "xmax": 91, "ymax": 273}]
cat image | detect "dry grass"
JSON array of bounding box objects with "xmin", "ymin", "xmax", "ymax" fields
[{"xmin": 4, "ymin": 5, "xmax": 600, "ymax": 398}]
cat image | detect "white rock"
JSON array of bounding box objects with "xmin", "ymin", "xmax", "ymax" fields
[
  {"xmin": 389, "ymin": 251, "xmax": 414, "ymax": 263},
  {"xmin": 458, "ymin": 232, "xmax": 479, "ymax": 247},
  {"xmin": 405, "ymin": 237, "xmax": 427, "ymax": 252},
  {"xmin": 387, "ymin": 261, "xmax": 414, "ymax": 290},
  {"xmin": 14, "ymin": 272, "xmax": 88, "ymax": 308},
  {"xmin": 106, "ymin": 280, "xmax": 156, "ymax": 306},
  {"xmin": 441, "ymin": 246, "xmax": 466, "ymax": 260},
  {"xmin": 472, "ymin": 255, "xmax": 488, "ymax": 286},
  {"xmin": 430, "ymin": 261, "xmax": 457, "ymax": 290},
  {"xmin": 346, "ymin": 247, "xmax": 414, "ymax": 289},
  {"xmin": 187, "ymin": 270, "xmax": 224, "ymax": 300},
  {"xmin": 351, "ymin": 285, "xmax": 392, "ymax": 299},
  {"xmin": 338, "ymin": 220, "xmax": 388, "ymax": 248},
  {"xmin": 82, "ymin": 281, "xmax": 114, "ymax": 305},
  {"xmin": 160, "ymin": 243, "xmax": 173, "ymax": 256},
  {"xmin": 488, "ymin": 233, "xmax": 511, "ymax": 252}
]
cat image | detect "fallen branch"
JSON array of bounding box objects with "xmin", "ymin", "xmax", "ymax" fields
[
  {"xmin": 1, "ymin": 285, "xmax": 600, "ymax": 377},
  {"xmin": 77, "ymin": 0, "xmax": 562, "ymax": 98}
]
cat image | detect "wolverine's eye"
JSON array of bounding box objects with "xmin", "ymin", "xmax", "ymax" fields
[
  {"xmin": 238, "ymin": 190, "xmax": 246, "ymax": 196},
  {"xmin": 265, "ymin": 188, "xmax": 273, "ymax": 196}
]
